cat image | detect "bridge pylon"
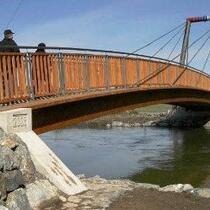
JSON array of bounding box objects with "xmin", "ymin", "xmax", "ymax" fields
[{"xmin": 180, "ymin": 15, "xmax": 210, "ymax": 65}]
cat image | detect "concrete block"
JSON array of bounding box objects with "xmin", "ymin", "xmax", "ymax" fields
[
  {"xmin": 0, "ymin": 108, "xmax": 31, "ymax": 133},
  {"xmin": 17, "ymin": 131, "xmax": 87, "ymax": 195}
]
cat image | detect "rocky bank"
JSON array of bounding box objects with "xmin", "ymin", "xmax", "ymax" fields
[
  {"xmin": 75, "ymin": 111, "xmax": 167, "ymax": 129},
  {"xmin": 0, "ymin": 129, "xmax": 58, "ymax": 210},
  {"xmin": 76, "ymin": 108, "xmax": 210, "ymax": 129},
  {"xmin": 1, "ymin": 128, "xmax": 210, "ymax": 210}
]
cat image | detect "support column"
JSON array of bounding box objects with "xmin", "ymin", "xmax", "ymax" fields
[{"xmin": 0, "ymin": 108, "xmax": 87, "ymax": 195}]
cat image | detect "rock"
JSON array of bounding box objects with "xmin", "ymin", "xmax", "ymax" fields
[
  {"xmin": 106, "ymin": 124, "xmax": 111, "ymax": 128},
  {"xmin": 160, "ymin": 184, "xmax": 193, "ymax": 193},
  {"xmin": 59, "ymin": 195, "xmax": 67, "ymax": 202},
  {"xmin": 194, "ymin": 188, "xmax": 210, "ymax": 198},
  {"xmin": 0, "ymin": 128, "xmax": 6, "ymax": 140},
  {"xmin": 111, "ymin": 121, "xmax": 123, "ymax": 127},
  {"xmin": 26, "ymin": 179, "xmax": 58, "ymax": 208},
  {"xmin": 6, "ymin": 188, "xmax": 31, "ymax": 210},
  {"xmin": 0, "ymin": 172, "xmax": 7, "ymax": 201},
  {"xmin": 0, "ymin": 206, "xmax": 8, "ymax": 210},
  {"xmin": 136, "ymin": 183, "xmax": 160, "ymax": 190},
  {"xmin": 143, "ymin": 121, "xmax": 155, "ymax": 127},
  {"xmin": 13, "ymin": 135, "xmax": 36, "ymax": 183},
  {"xmin": 4, "ymin": 170, "xmax": 24, "ymax": 192},
  {"xmin": 0, "ymin": 137, "xmax": 18, "ymax": 150},
  {"xmin": 123, "ymin": 123, "xmax": 130, "ymax": 127},
  {"xmin": 0, "ymin": 146, "xmax": 20, "ymax": 171},
  {"xmin": 77, "ymin": 174, "xmax": 86, "ymax": 179},
  {"xmin": 67, "ymin": 196, "xmax": 81, "ymax": 203}
]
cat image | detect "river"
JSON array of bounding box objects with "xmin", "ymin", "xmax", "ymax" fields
[{"xmin": 40, "ymin": 127, "xmax": 210, "ymax": 188}]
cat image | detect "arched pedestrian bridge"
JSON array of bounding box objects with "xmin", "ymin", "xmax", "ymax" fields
[{"xmin": 0, "ymin": 47, "xmax": 210, "ymax": 133}]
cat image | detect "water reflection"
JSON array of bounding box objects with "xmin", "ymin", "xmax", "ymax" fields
[
  {"xmin": 40, "ymin": 127, "xmax": 210, "ymax": 187},
  {"xmin": 131, "ymin": 128, "xmax": 210, "ymax": 187}
]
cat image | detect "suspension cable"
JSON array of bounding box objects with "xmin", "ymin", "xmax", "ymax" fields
[
  {"xmin": 152, "ymin": 25, "xmax": 185, "ymax": 57},
  {"xmin": 6, "ymin": 0, "xmax": 24, "ymax": 28},
  {"xmin": 188, "ymin": 33, "xmax": 210, "ymax": 65},
  {"xmin": 172, "ymin": 33, "xmax": 210, "ymax": 85},
  {"xmin": 195, "ymin": 48, "xmax": 210, "ymax": 86},
  {"xmin": 167, "ymin": 30, "xmax": 184, "ymax": 60},
  {"xmin": 202, "ymin": 49, "xmax": 210, "ymax": 71},
  {"xmin": 125, "ymin": 22, "xmax": 185, "ymax": 57},
  {"xmin": 138, "ymin": 27, "xmax": 210, "ymax": 85}
]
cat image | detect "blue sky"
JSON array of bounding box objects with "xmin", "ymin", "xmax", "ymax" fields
[{"xmin": 0, "ymin": 0, "xmax": 210, "ymax": 69}]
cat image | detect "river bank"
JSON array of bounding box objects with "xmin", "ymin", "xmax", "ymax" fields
[
  {"xmin": 75, "ymin": 105, "xmax": 210, "ymax": 129},
  {"xmin": 75, "ymin": 111, "xmax": 167, "ymax": 129},
  {"xmin": 1, "ymin": 128, "xmax": 210, "ymax": 209},
  {"xmin": 41, "ymin": 175, "xmax": 210, "ymax": 210}
]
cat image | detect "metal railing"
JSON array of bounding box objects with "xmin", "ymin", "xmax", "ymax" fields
[{"xmin": 0, "ymin": 46, "xmax": 210, "ymax": 104}]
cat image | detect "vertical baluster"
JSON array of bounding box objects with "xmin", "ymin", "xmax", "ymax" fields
[
  {"xmin": 121, "ymin": 58, "xmax": 127, "ymax": 88},
  {"xmin": 104, "ymin": 55, "xmax": 110, "ymax": 90}
]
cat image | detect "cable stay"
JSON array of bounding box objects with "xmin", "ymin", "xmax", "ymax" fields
[
  {"xmin": 167, "ymin": 30, "xmax": 184, "ymax": 60},
  {"xmin": 125, "ymin": 22, "xmax": 185, "ymax": 57},
  {"xmin": 172, "ymin": 33, "xmax": 210, "ymax": 85},
  {"xmin": 137, "ymin": 26, "xmax": 210, "ymax": 86},
  {"xmin": 152, "ymin": 25, "xmax": 185, "ymax": 57},
  {"xmin": 5, "ymin": 0, "xmax": 24, "ymax": 28},
  {"xmin": 202, "ymin": 49, "xmax": 210, "ymax": 72}
]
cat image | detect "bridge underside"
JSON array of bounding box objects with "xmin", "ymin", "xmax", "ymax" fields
[{"xmin": 27, "ymin": 88, "xmax": 210, "ymax": 134}]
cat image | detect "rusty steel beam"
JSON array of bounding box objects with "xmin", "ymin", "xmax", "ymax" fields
[{"xmin": 31, "ymin": 88, "xmax": 210, "ymax": 134}]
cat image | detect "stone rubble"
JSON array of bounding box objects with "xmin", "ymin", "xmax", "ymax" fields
[
  {"xmin": 0, "ymin": 128, "xmax": 58, "ymax": 210},
  {"xmin": 76, "ymin": 112, "xmax": 167, "ymax": 129},
  {"xmin": 41, "ymin": 176, "xmax": 210, "ymax": 210}
]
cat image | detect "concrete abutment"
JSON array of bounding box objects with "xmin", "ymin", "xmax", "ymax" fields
[{"xmin": 0, "ymin": 108, "xmax": 86, "ymax": 195}]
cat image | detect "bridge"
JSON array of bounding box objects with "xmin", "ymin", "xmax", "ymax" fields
[
  {"xmin": 1, "ymin": 16, "xmax": 210, "ymax": 133},
  {"xmin": 0, "ymin": 15, "xmax": 210, "ymax": 197}
]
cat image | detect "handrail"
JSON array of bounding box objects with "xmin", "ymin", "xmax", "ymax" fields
[{"xmin": 0, "ymin": 45, "xmax": 209, "ymax": 78}]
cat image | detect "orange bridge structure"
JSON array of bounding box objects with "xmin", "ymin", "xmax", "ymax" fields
[{"xmin": 0, "ymin": 46, "xmax": 210, "ymax": 133}]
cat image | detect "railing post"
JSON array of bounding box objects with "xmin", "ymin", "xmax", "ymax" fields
[
  {"xmin": 121, "ymin": 58, "xmax": 127, "ymax": 88},
  {"xmin": 159, "ymin": 63, "xmax": 163, "ymax": 85},
  {"xmin": 83, "ymin": 55, "xmax": 90, "ymax": 92},
  {"xmin": 58, "ymin": 53, "xmax": 65, "ymax": 95},
  {"xmin": 136, "ymin": 59, "xmax": 140, "ymax": 85},
  {"xmin": 148, "ymin": 60, "xmax": 152, "ymax": 87},
  {"xmin": 104, "ymin": 55, "xmax": 110, "ymax": 90},
  {"xmin": 25, "ymin": 53, "xmax": 35, "ymax": 100}
]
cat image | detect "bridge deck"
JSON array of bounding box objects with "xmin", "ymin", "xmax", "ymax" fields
[{"xmin": 0, "ymin": 51, "xmax": 209, "ymax": 132}]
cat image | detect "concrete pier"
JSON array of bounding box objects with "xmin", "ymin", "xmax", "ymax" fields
[{"xmin": 0, "ymin": 108, "xmax": 86, "ymax": 195}]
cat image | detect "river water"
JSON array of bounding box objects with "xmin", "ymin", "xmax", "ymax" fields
[{"xmin": 40, "ymin": 127, "xmax": 210, "ymax": 187}]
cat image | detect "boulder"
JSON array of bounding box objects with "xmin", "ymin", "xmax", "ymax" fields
[
  {"xmin": 0, "ymin": 128, "xmax": 6, "ymax": 140},
  {"xmin": 0, "ymin": 172, "xmax": 6, "ymax": 201},
  {"xmin": 0, "ymin": 137, "xmax": 18, "ymax": 150},
  {"xmin": 194, "ymin": 188, "xmax": 210, "ymax": 198},
  {"xmin": 160, "ymin": 184, "xmax": 193, "ymax": 193},
  {"xmin": 26, "ymin": 179, "xmax": 58, "ymax": 208},
  {"xmin": 0, "ymin": 146, "xmax": 20, "ymax": 171},
  {"xmin": 6, "ymin": 188, "xmax": 31, "ymax": 210},
  {"xmin": 136, "ymin": 183, "xmax": 160, "ymax": 190},
  {"xmin": 0, "ymin": 206, "xmax": 8, "ymax": 210},
  {"xmin": 10, "ymin": 134, "xmax": 36, "ymax": 183},
  {"xmin": 4, "ymin": 170, "xmax": 24, "ymax": 192},
  {"xmin": 111, "ymin": 121, "xmax": 123, "ymax": 127}
]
